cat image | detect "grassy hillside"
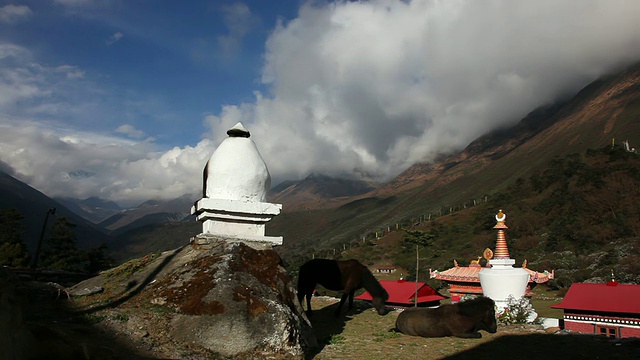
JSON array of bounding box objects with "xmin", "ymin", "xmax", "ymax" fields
[
  {"xmin": 291, "ymin": 146, "xmax": 640, "ymax": 290},
  {"xmin": 273, "ymin": 63, "xmax": 640, "ymax": 283},
  {"xmin": 109, "ymin": 221, "xmax": 200, "ymax": 262}
]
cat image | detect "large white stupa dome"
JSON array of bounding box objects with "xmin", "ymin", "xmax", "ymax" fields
[{"xmin": 204, "ymin": 122, "xmax": 271, "ymax": 202}]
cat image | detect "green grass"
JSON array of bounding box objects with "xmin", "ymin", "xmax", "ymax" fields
[
  {"xmin": 531, "ymin": 298, "xmax": 563, "ymax": 319},
  {"xmin": 309, "ymin": 297, "xmax": 639, "ymax": 360}
]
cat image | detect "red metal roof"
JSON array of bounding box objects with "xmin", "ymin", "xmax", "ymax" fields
[
  {"xmin": 551, "ymin": 282, "xmax": 640, "ymax": 314},
  {"xmin": 355, "ymin": 280, "xmax": 446, "ymax": 305}
]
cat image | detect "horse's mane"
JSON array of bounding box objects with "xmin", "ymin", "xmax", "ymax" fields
[
  {"xmin": 361, "ymin": 265, "xmax": 389, "ymax": 300},
  {"xmin": 457, "ymin": 296, "xmax": 495, "ymax": 317}
]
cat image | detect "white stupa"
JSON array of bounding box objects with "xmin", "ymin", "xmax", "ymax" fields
[
  {"xmin": 191, "ymin": 122, "xmax": 283, "ymax": 246},
  {"xmin": 478, "ymin": 210, "xmax": 530, "ymax": 312}
]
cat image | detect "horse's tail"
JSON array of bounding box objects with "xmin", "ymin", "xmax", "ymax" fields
[
  {"xmin": 388, "ymin": 327, "xmax": 401, "ymax": 333},
  {"xmin": 361, "ymin": 265, "xmax": 389, "ymax": 301}
]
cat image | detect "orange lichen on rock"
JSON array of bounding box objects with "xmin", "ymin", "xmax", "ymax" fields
[
  {"xmin": 229, "ymin": 244, "xmax": 295, "ymax": 304},
  {"xmin": 155, "ymin": 255, "xmax": 225, "ymax": 315},
  {"xmin": 233, "ymin": 285, "xmax": 268, "ymax": 317}
]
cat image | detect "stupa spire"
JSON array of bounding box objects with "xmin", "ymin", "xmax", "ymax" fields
[
  {"xmin": 493, "ymin": 209, "xmax": 510, "ymax": 258},
  {"xmin": 479, "ymin": 209, "xmax": 530, "ymax": 313}
]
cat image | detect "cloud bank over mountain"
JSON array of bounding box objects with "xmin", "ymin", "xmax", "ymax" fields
[{"xmin": 1, "ymin": 0, "xmax": 640, "ymax": 205}]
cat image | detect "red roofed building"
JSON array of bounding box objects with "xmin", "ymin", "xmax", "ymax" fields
[
  {"xmin": 355, "ymin": 279, "xmax": 446, "ymax": 308},
  {"xmin": 551, "ymin": 282, "xmax": 640, "ymax": 338}
]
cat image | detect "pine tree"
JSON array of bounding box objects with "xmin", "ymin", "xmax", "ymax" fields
[
  {"xmin": 86, "ymin": 244, "xmax": 115, "ymax": 273},
  {"xmin": 0, "ymin": 208, "xmax": 30, "ymax": 267},
  {"xmin": 40, "ymin": 217, "xmax": 85, "ymax": 272}
]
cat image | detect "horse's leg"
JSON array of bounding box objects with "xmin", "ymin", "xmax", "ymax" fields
[
  {"xmin": 305, "ymin": 292, "xmax": 313, "ymax": 317},
  {"xmin": 298, "ymin": 281, "xmax": 315, "ymax": 317},
  {"xmin": 347, "ymin": 290, "xmax": 355, "ymax": 311},
  {"xmin": 334, "ymin": 293, "xmax": 349, "ymax": 317},
  {"xmin": 297, "ymin": 291, "xmax": 311, "ymax": 315}
]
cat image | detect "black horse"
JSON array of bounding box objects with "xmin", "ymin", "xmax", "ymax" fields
[
  {"xmin": 297, "ymin": 258, "xmax": 389, "ymax": 317},
  {"xmin": 390, "ymin": 296, "xmax": 497, "ymax": 338}
]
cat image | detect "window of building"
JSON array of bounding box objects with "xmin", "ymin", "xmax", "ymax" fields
[{"xmin": 596, "ymin": 325, "xmax": 619, "ymax": 338}]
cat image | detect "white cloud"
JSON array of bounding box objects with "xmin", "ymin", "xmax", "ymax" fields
[
  {"xmin": 106, "ymin": 32, "xmax": 124, "ymax": 46},
  {"xmin": 0, "ymin": 43, "xmax": 29, "ymax": 59},
  {"xmin": 0, "ymin": 121, "xmax": 213, "ymax": 204},
  {"xmin": 54, "ymin": 0, "xmax": 95, "ymax": 7},
  {"xmin": 0, "ymin": 44, "xmax": 49, "ymax": 108},
  {"xmin": 209, "ymin": 0, "xmax": 640, "ymax": 185},
  {"xmin": 55, "ymin": 65, "xmax": 85, "ymax": 79},
  {"xmin": 0, "ymin": 41, "xmax": 211, "ymax": 204},
  {"xmin": 0, "ymin": 44, "xmax": 108, "ymax": 128},
  {"xmin": 216, "ymin": 2, "xmax": 258, "ymax": 60},
  {"xmin": 115, "ymin": 124, "xmax": 145, "ymax": 139},
  {"xmin": 2, "ymin": 0, "xmax": 640, "ymax": 206},
  {"xmin": 0, "ymin": 4, "xmax": 32, "ymax": 24}
]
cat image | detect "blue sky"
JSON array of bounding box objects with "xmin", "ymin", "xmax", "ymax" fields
[
  {"xmin": 1, "ymin": 0, "xmax": 640, "ymax": 206},
  {"xmin": 2, "ymin": 0, "xmax": 298, "ymax": 146}
]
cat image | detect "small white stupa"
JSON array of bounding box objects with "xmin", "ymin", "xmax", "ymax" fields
[
  {"xmin": 478, "ymin": 210, "xmax": 530, "ymax": 312},
  {"xmin": 191, "ymin": 122, "xmax": 282, "ymax": 246}
]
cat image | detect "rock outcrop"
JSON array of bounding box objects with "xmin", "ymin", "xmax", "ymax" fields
[{"xmin": 67, "ymin": 237, "xmax": 316, "ymax": 358}]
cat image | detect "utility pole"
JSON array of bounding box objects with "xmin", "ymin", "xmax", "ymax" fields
[
  {"xmin": 403, "ymin": 229, "xmax": 434, "ymax": 307},
  {"xmin": 415, "ymin": 244, "xmax": 419, "ymax": 307},
  {"xmin": 414, "ymin": 245, "xmax": 430, "ymax": 307},
  {"xmin": 31, "ymin": 207, "xmax": 56, "ymax": 269}
]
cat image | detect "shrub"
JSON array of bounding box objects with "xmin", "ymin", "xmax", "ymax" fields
[{"xmin": 497, "ymin": 295, "xmax": 540, "ymax": 325}]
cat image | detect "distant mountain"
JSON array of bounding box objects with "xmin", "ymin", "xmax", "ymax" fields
[
  {"xmin": 270, "ymin": 174, "xmax": 378, "ymax": 211},
  {"xmin": 98, "ymin": 195, "xmax": 197, "ymax": 235},
  {"xmin": 54, "ymin": 196, "xmax": 122, "ymax": 224},
  {"xmin": 108, "ymin": 221, "xmax": 201, "ymax": 262},
  {"xmin": 0, "ymin": 171, "xmax": 110, "ymax": 253}
]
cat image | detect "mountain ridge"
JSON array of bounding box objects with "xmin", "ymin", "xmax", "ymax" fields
[{"xmin": 0, "ymin": 171, "xmax": 110, "ymax": 253}]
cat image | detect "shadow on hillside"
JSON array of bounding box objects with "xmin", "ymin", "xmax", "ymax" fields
[
  {"xmin": 18, "ymin": 277, "xmax": 162, "ymax": 359},
  {"xmin": 305, "ymin": 298, "xmax": 372, "ymax": 359},
  {"xmin": 441, "ymin": 333, "xmax": 640, "ymax": 360},
  {"xmin": 75, "ymin": 246, "xmax": 186, "ymax": 315},
  {"xmin": 14, "ymin": 247, "xmax": 188, "ymax": 359}
]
